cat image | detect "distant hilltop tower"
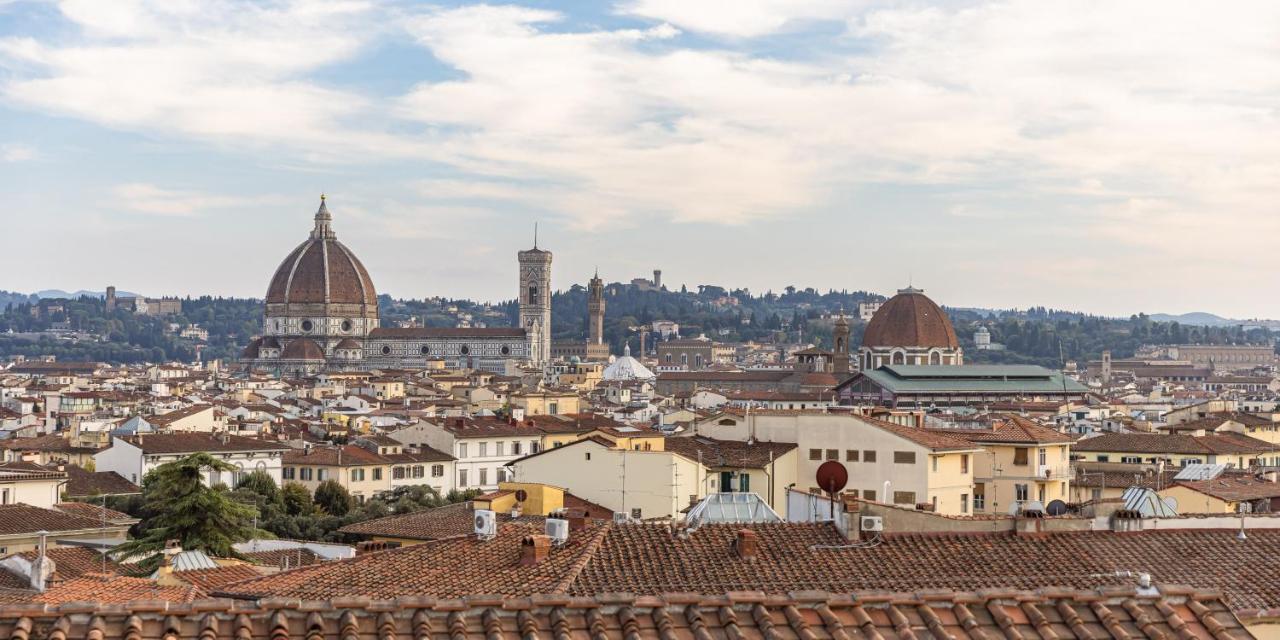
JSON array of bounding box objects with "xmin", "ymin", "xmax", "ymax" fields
[
  {"xmin": 105, "ymin": 286, "xmax": 117, "ymax": 312},
  {"xmin": 588, "ymin": 269, "xmax": 605, "ymax": 345},
  {"xmin": 653, "ymin": 269, "xmax": 662, "ymax": 289},
  {"xmin": 518, "ymin": 228, "xmax": 553, "ymax": 366}
]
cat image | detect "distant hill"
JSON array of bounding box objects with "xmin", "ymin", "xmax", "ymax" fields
[
  {"xmin": 1147, "ymin": 312, "xmax": 1237, "ymax": 327},
  {"xmin": 34, "ymin": 289, "xmax": 140, "ymax": 300}
]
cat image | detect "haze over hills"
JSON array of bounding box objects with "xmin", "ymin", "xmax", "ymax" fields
[{"xmin": 8, "ymin": 288, "xmax": 1276, "ymax": 328}]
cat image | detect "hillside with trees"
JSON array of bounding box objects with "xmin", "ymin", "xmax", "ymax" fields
[{"xmin": 1, "ymin": 285, "xmax": 1274, "ymax": 368}]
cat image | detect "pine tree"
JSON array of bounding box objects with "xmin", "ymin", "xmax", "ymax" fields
[{"xmin": 112, "ymin": 453, "xmax": 261, "ymax": 570}]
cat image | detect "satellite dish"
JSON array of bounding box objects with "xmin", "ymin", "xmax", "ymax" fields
[
  {"xmin": 1046, "ymin": 499, "xmax": 1068, "ymax": 516},
  {"xmin": 815, "ymin": 461, "xmax": 848, "ymax": 495},
  {"xmin": 515, "ymin": 489, "xmax": 529, "ymax": 502}
]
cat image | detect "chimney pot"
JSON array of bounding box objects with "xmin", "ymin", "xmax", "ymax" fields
[
  {"xmin": 519, "ymin": 535, "xmax": 552, "ymax": 566},
  {"xmin": 734, "ymin": 529, "xmax": 758, "ymax": 561}
]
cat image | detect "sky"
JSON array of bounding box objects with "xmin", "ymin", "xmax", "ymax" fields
[{"xmin": 0, "ymin": 1, "xmax": 1277, "ymax": 318}]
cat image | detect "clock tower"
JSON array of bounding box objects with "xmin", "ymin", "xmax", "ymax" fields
[{"xmin": 518, "ymin": 234, "xmax": 553, "ymax": 366}]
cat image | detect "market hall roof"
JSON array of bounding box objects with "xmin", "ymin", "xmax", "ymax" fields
[{"xmin": 839, "ymin": 364, "xmax": 1089, "ymax": 395}]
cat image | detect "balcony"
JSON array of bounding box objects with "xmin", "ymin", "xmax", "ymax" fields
[{"xmin": 1037, "ymin": 464, "xmax": 1074, "ymax": 480}]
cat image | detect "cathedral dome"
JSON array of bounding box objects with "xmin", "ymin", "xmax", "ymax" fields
[
  {"xmin": 266, "ymin": 198, "xmax": 377, "ymax": 307},
  {"xmin": 862, "ymin": 287, "xmax": 959, "ymax": 349},
  {"xmin": 281, "ymin": 338, "xmax": 325, "ymax": 360}
]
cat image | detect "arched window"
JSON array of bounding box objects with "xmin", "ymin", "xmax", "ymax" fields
[
  {"xmin": 892, "ymin": 351, "xmax": 905, "ymax": 365},
  {"xmin": 929, "ymin": 351, "xmax": 941, "ymax": 365}
]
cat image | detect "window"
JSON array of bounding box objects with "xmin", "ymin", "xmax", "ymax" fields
[
  {"xmin": 300, "ymin": 468, "xmax": 313, "ymax": 481},
  {"xmin": 739, "ymin": 474, "xmax": 750, "ymax": 492},
  {"xmin": 862, "ymin": 490, "xmax": 876, "ymax": 500},
  {"xmin": 495, "ymin": 442, "xmax": 504, "ymax": 456},
  {"xmin": 317, "ymin": 469, "xmax": 327, "ymax": 481},
  {"xmin": 458, "ymin": 443, "xmax": 468, "ymax": 459},
  {"xmin": 1091, "ymin": 488, "xmax": 1102, "ymax": 501},
  {"xmin": 501, "ymin": 345, "xmax": 511, "ymax": 355},
  {"xmin": 381, "ymin": 345, "xmax": 391, "ymax": 355},
  {"xmin": 549, "ymin": 402, "xmax": 558, "ymax": 415},
  {"xmin": 961, "ymin": 454, "xmax": 969, "ymax": 474},
  {"xmin": 528, "ymin": 286, "xmax": 539, "ymax": 305},
  {"xmin": 1121, "ymin": 456, "xmax": 1142, "ymax": 464},
  {"xmin": 411, "ymin": 465, "xmax": 424, "ymax": 478},
  {"xmin": 459, "ymin": 469, "xmax": 468, "ymax": 487},
  {"xmin": 1013, "ymin": 448, "xmax": 1029, "ymax": 466},
  {"xmin": 0, "ymin": 488, "xmax": 8, "ymax": 505},
  {"xmin": 373, "ymin": 468, "xmax": 382, "ymax": 481},
  {"xmin": 283, "ymin": 467, "xmax": 295, "ymax": 480},
  {"xmin": 350, "ymin": 469, "xmax": 363, "ymax": 482},
  {"xmin": 421, "ymin": 345, "xmax": 430, "ymax": 355},
  {"xmin": 513, "ymin": 441, "xmax": 522, "ymax": 455},
  {"xmin": 961, "ymin": 494, "xmax": 969, "ymax": 513},
  {"xmin": 586, "ymin": 452, "xmax": 592, "ymax": 460},
  {"xmin": 846, "ymin": 450, "xmax": 859, "ymax": 462},
  {"xmin": 432, "ymin": 464, "xmax": 444, "ymax": 477},
  {"xmin": 892, "ymin": 491, "xmax": 916, "ymax": 505},
  {"xmin": 531, "ymin": 441, "xmax": 540, "ymax": 453},
  {"xmin": 1015, "ymin": 484, "xmax": 1029, "ymax": 501},
  {"xmin": 974, "ymin": 486, "xmax": 985, "ymax": 511},
  {"xmin": 301, "ymin": 320, "xmax": 313, "ymax": 332},
  {"xmin": 460, "ymin": 345, "xmax": 470, "ymax": 355},
  {"xmin": 809, "ymin": 449, "xmax": 822, "ymax": 461},
  {"xmin": 931, "ymin": 457, "xmax": 937, "ymax": 472},
  {"xmin": 1097, "ymin": 455, "xmax": 1110, "ymax": 462},
  {"xmin": 479, "ymin": 442, "xmax": 488, "ymax": 457},
  {"xmin": 864, "ymin": 450, "xmax": 877, "ymax": 463},
  {"xmin": 393, "ymin": 466, "xmax": 405, "ymax": 480},
  {"xmin": 894, "ymin": 451, "xmax": 916, "ymax": 464},
  {"xmin": 826, "ymin": 449, "xmax": 838, "ymax": 460},
  {"xmin": 1038, "ymin": 448, "xmax": 1047, "ymax": 466}
]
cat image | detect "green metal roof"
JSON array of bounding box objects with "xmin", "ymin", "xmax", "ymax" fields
[{"xmin": 853, "ymin": 365, "xmax": 1088, "ymax": 394}]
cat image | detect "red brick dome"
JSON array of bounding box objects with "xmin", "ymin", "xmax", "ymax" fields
[
  {"xmin": 281, "ymin": 338, "xmax": 325, "ymax": 360},
  {"xmin": 266, "ymin": 198, "xmax": 377, "ymax": 307},
  {"xmin": 862, "ymin": 287, "xmax": 959, "ymax": 349}
]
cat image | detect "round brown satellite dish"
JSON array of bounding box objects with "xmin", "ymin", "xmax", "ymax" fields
[
  {"xmin": 816, "ymin": 460, "xmax": 849, "ymax": 494},
  {"xmin": 515, "ymin": 489, "xmax": 529, "ymax": 502}
]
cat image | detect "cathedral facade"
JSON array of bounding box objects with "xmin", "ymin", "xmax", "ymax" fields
[{"xmin": 241, "ymin": 198, "xmax": 546, "ymax": 375}]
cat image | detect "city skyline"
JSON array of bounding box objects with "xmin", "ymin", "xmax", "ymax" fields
[{"xmin": 1, "ymin": 1, "xmax": 1277, "ymax": 317}]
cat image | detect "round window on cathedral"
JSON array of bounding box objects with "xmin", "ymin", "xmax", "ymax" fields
[
  {"xmin": 341, "ymin": 319, "xmax": 352, "ymax": 333},
  {"xmin": 381, "ymin": 345, "xmax": 391, "ymax": 355},
  {"xmin": 460, "ymin": 345, "xmax": 470, "ymax": 355},
  {"xmin": 301, "ymin": 320, "xmax": 313, "ymax": 333},
  {"xmin": 420, "ymin": 345, "xmax": 430, "ymax": 355},
  {"xmin": 500, "ymin": 345, "xmax": 510, "ymax": 355}
]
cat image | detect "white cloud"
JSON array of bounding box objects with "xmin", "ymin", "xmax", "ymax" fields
[
  {"xmin": 4, "ymin": 0, "xmax": 1280, "ymax": 274},
  {"xmin": 618, "ymin": 0, "xmax": 874, "ymax": 37},
  {"xmin": 112, "ymin": 182, "xmax": 279, "ymax": 216},
  {"xmin": 0, "ymin": 0, "xmax": 399, "ymax": 155},
  {"xmin": 0, "ymin": 143, "xmax": 35, "ymax": 162}
]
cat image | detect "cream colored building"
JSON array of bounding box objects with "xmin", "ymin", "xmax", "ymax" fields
[
  {"xmin": 924, "ymin": 416, "xmax": 1074, "ymax": 514},
  {"xmin": 282, "ymin": 445, "xmax": 391, "ymax": 503},
  {"xmin": 686, "ymin": 411, "xmax": 982, "ymax": 516},
  {"xmin": 507, "ymin": 435, "xmax": 798, "ymax": 519}
]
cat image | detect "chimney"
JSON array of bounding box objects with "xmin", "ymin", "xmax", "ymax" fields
[
  {"xmin": 30, "ymin": 531, "xmax": 50, "ymax": 592},
  {"xmin": 734, "ymin": 529, "xmax": 758, "ymax": 561},
  {"xmin": 519, "ymin": 535, "xmax": 552, "ymax": 566}
]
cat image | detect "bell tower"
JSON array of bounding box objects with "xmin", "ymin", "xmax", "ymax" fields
[
  {"xmin": 518, "ymin": 227, "xmax": 553, "ymax": 366},
  {"xmin": 833, "ymin": 310, "xmax": 851, "ymax": 374}
]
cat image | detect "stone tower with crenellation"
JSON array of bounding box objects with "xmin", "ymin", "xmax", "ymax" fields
[{"xmin": 588, "ymin": 270, "xmax": 605, "ymax": 346}]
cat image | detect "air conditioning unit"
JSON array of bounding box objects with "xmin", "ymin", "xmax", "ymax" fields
[
  {"xmin": 860, "ymin": 516, "xmax": 884, "ymax": 532},
  {"xmin": 612, "ymin": 512, "xmax": 630, "ymax": 524},
  {"xmin": 545, "ymin": 518, "xmax": 569, "ymax": 544},
  {"xmin": 474, "ymin": 509, "xmax": 497, "ymax": 537}
]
